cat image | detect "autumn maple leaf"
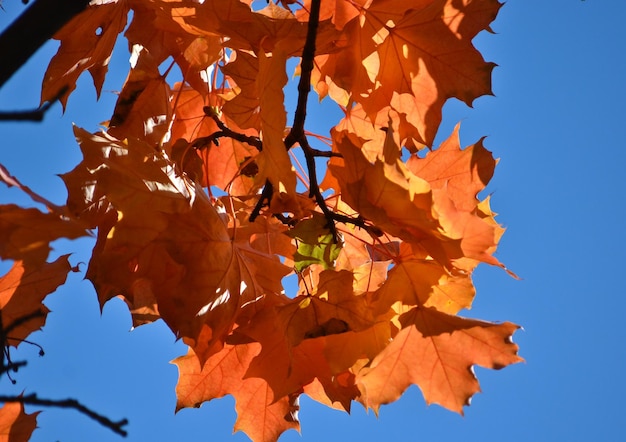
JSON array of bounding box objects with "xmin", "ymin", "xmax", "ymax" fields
[
  {"xmin": 314, "ymin": 0, "xmax": 501, "ymax": 146},
  {"xmin": 0, "ymin": 0, "xmax": 523, "ymax": 439},
  {"xmin": 0, "ymin": 401, "xmax": 39, "ymax": 442},
  {"xmin": 356, "ymin": 307, "xmax": 522, "ymax": 414},
  {"xmin": 175, "ymin": 343, "xmax": 300, "ymax": 442},
  {"xmin": 41, "ymin": 1, "xmax": 129, "ymax": 107},
  {"xmin": 0, "ymin": 257, "xmax": 74, "ymax": 348}
]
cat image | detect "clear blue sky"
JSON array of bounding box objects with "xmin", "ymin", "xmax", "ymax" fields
[{"xmin": 1, "ymin": 1, "xmax": 625, "ymax": 441}]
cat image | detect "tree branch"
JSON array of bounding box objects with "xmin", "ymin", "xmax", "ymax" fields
[
  {"xmin": 284, "ymin": 0, "xmax": 322, "ymax": 149},
  {"xmin": 249, "ymin": 180, "xmax": 273, "ymax": 222},
  {"xmin": 0, "ymin": 394, "xmax": 129, "ymax": 437},
  {"xmin": 0, "ymin": 0, "xmax": 91, "ymax": 89},
  {"xmin": 0, "ymin": 360, "xmax": 27, "ymax": 376},
  {"xmin": 0, "ymin": 86, "xmax": 67, "ymax": 121},
  {"xmin": 197, "ymin": 107, "xmax": 263, "ymax": 151}
]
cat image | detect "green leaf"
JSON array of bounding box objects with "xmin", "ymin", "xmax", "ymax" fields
[{"xmin": 287, "ymin": 214, "xmax": 342, "ymax": 272}]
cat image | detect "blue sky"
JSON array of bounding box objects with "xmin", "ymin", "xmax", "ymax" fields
[{"xmin": 1, "ymin": 1, "xmax": 626, "ymax": 441}]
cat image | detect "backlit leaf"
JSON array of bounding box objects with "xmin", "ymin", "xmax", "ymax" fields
[
  {"xmin": 357, "ymin": 307, "xmax": 522, "ymax": 414},
  {"xmin": 0, "ymin": 256, "xmax": 74, "ymax": 347},
  {"xmin": 0, "ymin": 401, "xmax": 39, "ymax": 442}
]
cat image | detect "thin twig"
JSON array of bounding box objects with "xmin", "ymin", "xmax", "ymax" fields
[
  {"xmin": 199, "ymin": 106, "xmax": 263, "ymax": 150},
  {"xmin": 0, "ymin": 393, "xmax": 128, "ymax": 437},
  {"xmin": 308, "ymin": 147, "xmax": 342, "ymax": 158},
  {"xmin": 249, "ymin": 180, "xmax": 273, "ymax": 222},
  {"xmin": 0, "ymin": 360, "xmax": 27, "ymax": 376},
  {"xmin": 0, "ymin": 86, "xmax": 68, "ymax": 122},
  {"xmin": 3, "ymin": 310, "xmax": 45, "ymax": 337}
]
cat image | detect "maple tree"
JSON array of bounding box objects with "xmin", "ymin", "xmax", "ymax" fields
[{"xmin": 0, "ymin": 0, "xmax": 522, "ymax": 440}]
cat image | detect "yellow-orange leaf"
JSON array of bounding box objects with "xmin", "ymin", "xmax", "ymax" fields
[
  {"xmin": 330, "ymin": 128, "xmax": 465, "ymax": 266},
  {"xmin": 222, "ymin": 52, "xmax": 263, "ymax": 130},
  {"xmin": 408, "ymin": 123, "xmax": 496, "ymax": 212},
  {"xmin": 297, "ymin": 0, "xmax": 372, "ymax": 30},
  {"xmin": 276, "ymin": 270, "xmax": 376, "ymax": 347},
  {"xmin": 126, "ymin": 3, "xmax": 223, "ymax": 93},
  {"xmin": 255, "ymin": 46, "xmax": 298, "ymax": 206},
  {"xmin": 316, "ymin": 0, "xmax": 501, "ymax": 145}
]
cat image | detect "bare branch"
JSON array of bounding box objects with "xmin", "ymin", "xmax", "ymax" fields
[
  {"xmin": 284, "ymin": 0, "xmax": 322, "ymax": 149},
  {"xmin": 0, "ymin": 360, "xmax": 27, "ymax": 376},
  {"xmin": 0, "ymin": 394, "xmax": 128, "ymax": 437},
  {"xmin": 200, "ymin": 107, "xmax": 263, "ymax": 151},
  {"xmin": 249, "ymin": 180, "xmax": 274, "ymax": 222},
  {"xmin": 0, "ymin": 0, "xmax": 91, "ymax": 89},
  {"xmin": 0, "ymin": 87, "xmax": 66, "ymax": 121}
]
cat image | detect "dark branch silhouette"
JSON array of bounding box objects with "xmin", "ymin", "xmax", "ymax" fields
[
  {"xmin": 0, "ymin": 0, "xmax": 90, "ymax": 89},
  {"xmin": 0, "ymin": 86, "xmax": 67, "ymax": 122},
  {"xmin": 0, "ymin": 310, "xmax": 129, "ymax": 437},
  {"xmin": 0, "ymin": 394, "xmax": 129, "ymax": 437}
]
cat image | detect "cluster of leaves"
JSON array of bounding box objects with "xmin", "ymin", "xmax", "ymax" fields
[{"xmin": 0, "ymin": 0, "xmax": 522, "ymax": 440}]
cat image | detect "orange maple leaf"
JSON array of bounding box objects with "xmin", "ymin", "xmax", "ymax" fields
[
  {"xmin": 0, "ymin": 401, "xmax": 39, "ymax": 442},
  {"xmin": 175, "ymin": 344, "xmax": 300, "ymax": 442},
  {"xmin": 255, "ymin": 45, "xmax": 298, "ymax": 204},
  {"xmin": 408, "ymin": 123, "xmax": 496, "ymax": 212},
  {"xmin": 315, "ymin": 0, "xmax": 501, "ymax": 146},
  {"xmin": 172, "ymin": 0, "xmax": 338, "ymax": 57},
  {"xmin": 230, "ymin": 283, "xmax": 391, "ymax": 408},
  {"xmin": 297, "ymin": 0, "xmax": 372, "ymax": 30},
  {"xmin": 221, "ymin": 51, "xmax": 263, "ymax": 131},
  {"xmin": 168, "ymin": 85, "xmax": 261, "ymax": 196},
  {"xmin": 108, "ymin": 47, "xmax": 172, "ymax": 146},
  {"xmin": 126, "ymin": 2, "xmax": 223, "ymax": 93},
  {"xmin": 0, "ymin": 205, "xmax": 87, "ymax": 264},
  {"xmin": 0, "ymin": 256, "xmax": 74, "ymax": 347},
  {"xmin": 330, "ymin": 128, "xmax": 459, "ymax": 265},
  {"xmin": 69, "ymin": 127, "xmax": 290, "ymax": 361},
  {"xmin": 356, "ymin": 306, "xmax": 523, "ymax": 414},
  {"xmin": 41, "ymin": 1, "xmax": 129, "ymax": 106}
]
